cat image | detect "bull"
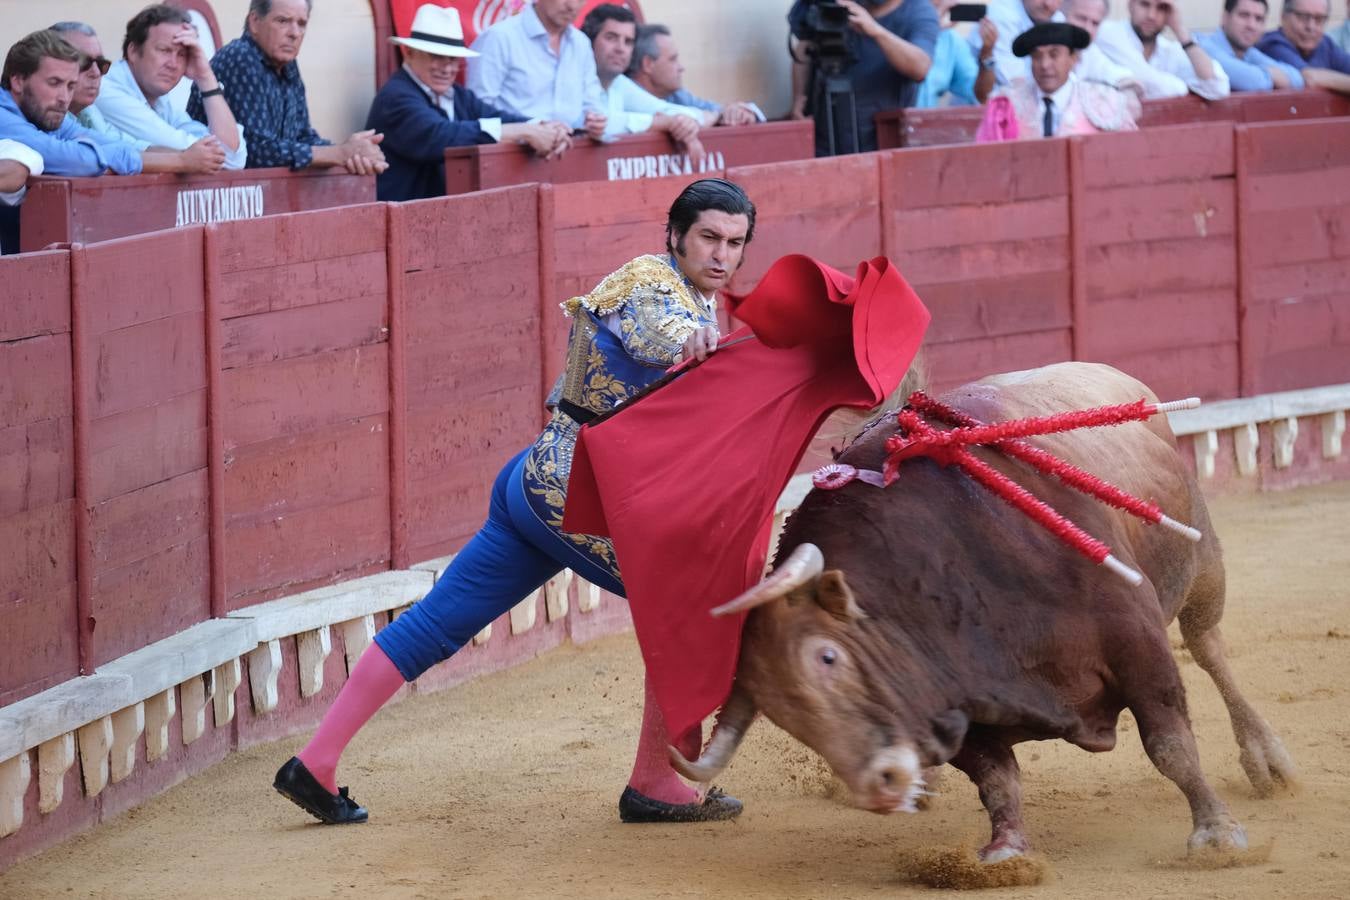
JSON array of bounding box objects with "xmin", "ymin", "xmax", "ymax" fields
[{"xmin": 673, "ymin": 362, "xmax": 1296, "ymax": 861}]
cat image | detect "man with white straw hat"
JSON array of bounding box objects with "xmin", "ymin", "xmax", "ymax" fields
[
  {"xmin": 368, "ymin": 4, "xmax": 572, "ymax": 201},
  {"xmin": 468, "ymin": 0, "xmax": 608, "ymax": 140}
]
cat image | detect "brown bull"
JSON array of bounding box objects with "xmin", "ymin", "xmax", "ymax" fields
[{"xmin": 673, "ymin": 362, "xmax": 1296, "ymax": 861}]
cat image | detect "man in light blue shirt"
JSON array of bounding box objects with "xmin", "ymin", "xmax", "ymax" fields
[
  {"xmin": 628, "ymin": 24, "xmax": 764, "ymax": 126},
  {"xmin": 95, "ymin": 4, "xmax": 246, "ymax": 170},
  {"xmin": 1, "ymin": 31, "xmax": 143, "ymax": 178},
  {"xmin": 467, "ymin": 0, "xmax": 606, "ymax": 139},
  {"xmin": 1198, "ymin": 0, "xmax": 1304, "ymax": 89}
]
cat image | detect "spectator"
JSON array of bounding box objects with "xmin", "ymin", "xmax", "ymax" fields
[
  {"xmin": 788, "ymin": 0, "xmax": 940, "ymax": 156},
  {"xmin": 1257, "ymin": 0, "xmax": 1350, "ymax": 92},
  {"xmin": 1330, "ymin": 7, "xmax": 1350, "ymax": 51},
  {"xmin": 1198, "ymin": 0, "xmax": 1305, "ymax": 90},
  {"xmin": 467, "ymin": 0, "xmax": 607, "ymax": 140},
  {"xmin": 96, "ymin": 4, "xmax": 248, "ymax": 169},
  {"xmin": 0, "ymin": 139, "xmax": 39, "ymax": 200},
  {"xmin": 971, "ymin": 0, "xmax": 1065, "ymax": 87},
  {"xmin": 367, "ymin": 5, "xmax": 570, "ymax": 202},
  {"xmin": 49, "ymin": 22, "xmax": 152, "ymax": 150},
  {"xmin": 1095, "ymin": 0, "xmax": 1231, "ymax": 98},
  {"xmin": 1062, "ymin": 0, "xmax": 1144, "ymax": 92},
  {"xmin": 580, "ymin": 4, "xmax": 712, "ymax": 163},
  {"xmin": 0, "ymin": 138, "xmax": 41, "ymax": 254},
  {"xmin": 1, "ymin": 30, "xmax": 145, "ymax": 180},
  {"xmin": 628, "ymin": 23, "xmax": 764, "ymax": 126},
  {"xmin": 916, "ymin": 0, "xmax": 997, "ymax": 106},
  {"xmin": 976, "ymin": 22, "xmax": 1139, "ymax": 140},
  {"xmin": 187, "ymin": 0, "xmax": 387, "ymax": 174}
]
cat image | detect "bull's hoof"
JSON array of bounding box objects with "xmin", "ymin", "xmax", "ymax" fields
[
  {"xmin": 1188, "ymin": 817, "xmax": 1248, "ymax": 853},
  {"xmin": 1237, "ymin": 729, "xmax": 1299, "ymax": 797},
  {"xmin": 978, "ymin": 832, "xmax": 1030, "ymax": 863}
]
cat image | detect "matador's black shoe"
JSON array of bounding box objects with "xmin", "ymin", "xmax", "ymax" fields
[
  {"xmin": 274, "ymin": 757, "xmax": 369, "ymax": 825},
  {"xmin": 618, "ymin": 785, "xmax": 744, "ymax": 823}
]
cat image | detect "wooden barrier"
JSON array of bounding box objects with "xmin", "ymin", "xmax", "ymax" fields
[
  {"xmin": 876, "ymin": 88, "xmax": 1350, "ymax": 149},
  {"xmin": 71, "ymin": 229, "xmax": 212, "ymax": 668},
  {"xmin": 389, "ymin": 187, "xmax": 546, "ymax": 567},
  {"xmin": 209, "ymin": 205, "xmax": 393, "ymax": 610},
  {"xmin": 0, "ymin": 251, "xmax": 77, "ymax": 706},
  {"xmin": 1073, "ymin": 122, "xmax": 1239, "ymax": 401},
  {"xmin": 881, "ymin": 139, "xmax": 1072, "ymax": 395},
  {"xmin": 18, "ymin": 168, "xmax": 374, "ymax": 253},
  {"xmin": 1237, "ymin": 117, "xmax": 1350, "ymax": 396},
  {"xmin": 444, "ymin": 120, "xmax": 812, "ymax": 195}
]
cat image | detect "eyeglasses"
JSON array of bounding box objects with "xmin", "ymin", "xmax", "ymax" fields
[
  {"xmin": 1284, "ymin": 9, "xmax": 1329, "ymax": 25},
  {"xmin": 81, "ymin": 55, "xmax": 112, "ymax": 75}
]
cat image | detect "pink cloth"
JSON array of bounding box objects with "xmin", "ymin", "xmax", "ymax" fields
[{"xmin": 975, "ymin": 96, "xmax": 1020, "ymax": 143}]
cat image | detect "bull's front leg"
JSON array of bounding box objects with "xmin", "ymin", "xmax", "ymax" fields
[{"xmin": 948, "ymin": 733, "xmax": 1029, "ymax": 862}]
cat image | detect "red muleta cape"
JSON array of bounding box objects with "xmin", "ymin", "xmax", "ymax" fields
[{"xmin": 563, "ymin": 255, "xmax": 930, "ymax": 738}]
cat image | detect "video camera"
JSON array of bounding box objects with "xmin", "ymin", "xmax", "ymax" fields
[{"xmin": 796, "ymin": 0, "xmax": 853, "ymax": 69}]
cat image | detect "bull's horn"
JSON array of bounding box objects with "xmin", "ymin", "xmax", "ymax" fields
[
  {"xmin": 710, "ymin": 542, "xmax": 824, "ymax": 617},
  {"xmin": 668, "ymin": 686, "xmax": 757, "ymax": 782}
]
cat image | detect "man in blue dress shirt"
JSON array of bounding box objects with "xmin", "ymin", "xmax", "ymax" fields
[
  {"xmin": 1257, "ymin": 0, "xmax": 1350, "ymax": 91},
  {"xmin": 467, "ymin": 0, "xmax": 608, "ymax": 140},
  {"xmin": 1197, "ymin": 0, "xmax": 1304, "ymax": 90}
]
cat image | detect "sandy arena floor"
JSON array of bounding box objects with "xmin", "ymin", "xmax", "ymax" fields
[{"xmin": 3, "ymin": 480, "xmax": 1349, "ymax": 899}]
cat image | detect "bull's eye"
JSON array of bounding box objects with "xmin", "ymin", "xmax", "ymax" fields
[{"xmin": 820, "ymin": 648, "xmax": 837, "ymax": 666}]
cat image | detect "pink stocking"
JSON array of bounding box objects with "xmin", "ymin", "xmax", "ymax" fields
[
  {"xmin": 627, "ymin": 674, "xmax": 702, "ymax": 805},
  {"xmin": 296, "ymin": 642, "xmax": 405, "ymax": 794}
]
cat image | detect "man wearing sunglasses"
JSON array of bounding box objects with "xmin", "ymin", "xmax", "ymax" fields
[{"xmin": 1256, "ymin": 0, "xmax": 1350, "ymax": 92}]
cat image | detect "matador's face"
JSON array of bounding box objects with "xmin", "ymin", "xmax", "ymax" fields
[{"xmin": 674, "ymin": 210, "xmax": 750, "ymax": 296}]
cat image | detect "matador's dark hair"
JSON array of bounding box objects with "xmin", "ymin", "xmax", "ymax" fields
[{"xmin": 665, "ymin": 178, "xmax": 757, "ymax": 255}]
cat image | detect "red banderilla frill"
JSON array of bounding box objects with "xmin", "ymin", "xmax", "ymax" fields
[{"xmin": 813, "ymin": 392, "xmax": 1204, "ymax": 586}]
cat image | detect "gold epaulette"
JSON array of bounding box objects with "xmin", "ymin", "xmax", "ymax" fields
[{"xmin": 560, "ymin": 254, "xmax": 688, "ymax": 318}]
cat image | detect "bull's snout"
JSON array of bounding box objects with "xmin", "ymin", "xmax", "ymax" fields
[{"xmin": 856, "ymin": 745, "xmax": 925, "ymax": 814}]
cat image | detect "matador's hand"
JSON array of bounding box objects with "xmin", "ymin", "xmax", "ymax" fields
[{"xmin": 678, "ymin": 325, "xmax": 720, "ymax": 363}]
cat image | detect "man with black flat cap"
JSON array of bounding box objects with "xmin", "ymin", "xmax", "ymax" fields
[{"xmin": 976, "ymin": 21, "xmax": 1139, "ymax": 140}]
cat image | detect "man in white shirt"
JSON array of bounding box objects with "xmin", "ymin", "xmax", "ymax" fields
[
  {"xmin": 467, "ymin": 0, "xmax": 607, "ymax": 140},
  {"xmin": 973, "ymin": 0, "xmax": 1066, "ymax": 86},
  {"xmin": 1095, "ymin": 0, "xmax": 1231, "ymax": 98},
  {"xmin": 96, "ymin": 4, "xmax": 247, "ymax": 169},
  {"xmin": 579, "ymin": 4, "xmax": 713, "ymax": 161},
  {"xmin": 0, "ymin": 138, "xmax": 41, "ymax": 205},
  {"xmin": 1061, "ymin": 0, "xmax": 1143, "ymax": 92}
]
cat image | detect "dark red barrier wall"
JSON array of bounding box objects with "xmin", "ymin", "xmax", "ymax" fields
[
  {"xmin": 1238, "ymin": 117, "xmax": 1350, "ymax": 395},
  {"xmin": 0, "ymin": 252, "xmax": 77, "ymax": 704},
  {"xmin": 1074, "ymin": 123, "xmax": 1239, "ymax": 401},
  {"xmin": 211, "ymin": 206, "xmax": 393, "ymax": 609},
  {"xmin": 728, "ymin": 154, "xmax": 883, "ymax": 294},
  {"xmin": 390, "ymin": 186, "xmax": 544, "ymax": 566},
  {"xmin": 73, "ymin": 230, "xmax": 211, "ymax": 668},
  {"xmin": 881, "ymin": 140, "xmax": 1072, "ymax": 395}
]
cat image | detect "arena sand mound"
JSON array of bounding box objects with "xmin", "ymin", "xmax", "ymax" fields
[{"xmin": 897, "ymin": 846, "xmax": 1052, "ymax": 889}]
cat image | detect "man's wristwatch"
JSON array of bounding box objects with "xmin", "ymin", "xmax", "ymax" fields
[
  {"xmin": 1180, "ymin": 40, "xmax": 1196, "ymax": 50},
  {"xmin": 199, "ymin": 86, "xmax": 224, "ymax": 98},
  {"xmin": 980, "ymin": 56, "xmax": 996, "ymax": 70}
]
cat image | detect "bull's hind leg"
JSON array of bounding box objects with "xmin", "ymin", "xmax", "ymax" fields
[
  {"xmin": 948, "ymin": 733, "xmax": 1029, "ymax": 862},
  {"xmin": 1177, "ymin": 566, "xmax": 1298, "ymax": 796},
  {"xmin": 1115, "ymin": 613, "xmax": 1247, "ymax": 853}
]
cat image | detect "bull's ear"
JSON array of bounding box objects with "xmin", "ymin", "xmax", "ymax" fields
[
  {"xmin": 925, "ymin": 709, "xmax": 969, "ymax": 764},
  {"xmin": 815, "ymin": 570, "xmax": 867, "ymax": 621}
]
